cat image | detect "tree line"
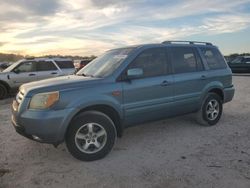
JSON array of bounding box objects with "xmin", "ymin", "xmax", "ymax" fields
[
  {"xmin": 0, "ymin": 53, "xmax": 97, "ymax": 62},
  {"xmin": 224, "ymin": 53, "xmax": 250, "ymax": 62},
  {"xmin": 0, "ymin": 52, "xmax": 250, "ymax": 63}
]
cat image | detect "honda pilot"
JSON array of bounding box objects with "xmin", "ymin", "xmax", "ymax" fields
[{"xmin": 11, "ymin": 41, "xmax": 235, "ymax": 161}]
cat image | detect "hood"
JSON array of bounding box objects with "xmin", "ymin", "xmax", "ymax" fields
[
  {"xmin": 0, "ymin": 72, "xmax": 9, "ymax": 80},
  {"xmin": 0, "ymin": 71, "xmax": 8, "ymax": 76},
  {"xmin": 20, "ymin": 75, "xmax": 103, "ymax": 96}
]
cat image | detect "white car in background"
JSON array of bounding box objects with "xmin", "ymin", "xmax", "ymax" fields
[{"xmin": 0, "ymin": 57, "xmax": 75, "ymax": 99}]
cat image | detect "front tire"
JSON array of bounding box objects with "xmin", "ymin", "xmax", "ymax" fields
[
  {"xmin": 196, "ymin": 93, "xmax": 223, "ymax": 126},
  {"xmin": 66, "ymin": 111, "xmax": 117, "ymax": 161},
  {"xmin": 0, "ymin": 83, "xmax": 7, "ymax": 100}
]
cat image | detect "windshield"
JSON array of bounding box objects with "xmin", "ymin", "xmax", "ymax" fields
[
  {"xmin": 3, "ymin": 60, "xmax": 22, "ymax": 72},
  {"xmin": 77, "ymin": 47, "xmax": 134, "ymax": 78}
]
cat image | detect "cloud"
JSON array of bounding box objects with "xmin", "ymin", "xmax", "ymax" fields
[
  {"xmin": 14, "ymin": 37, "xmax": 61, "ymax": 45},
  {"xmin": 201, "ymin": 15, "xmax": 250, "ymax": 34},
  {"xmin": 0, "ymin": 0, "xmax": 61, "ymax": 23},
  {"xmin": 0, "ymin": 0, "xmax": 250, "ymax": 55},
  {"xmin": 0, "ymin": 42, "xmax": 7, "ymax": 47},
  {"xmin": 89, "ymin": 0, "xmax": 144, "ymax": 8}
]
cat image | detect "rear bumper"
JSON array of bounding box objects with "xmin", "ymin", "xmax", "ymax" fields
[{"xmin": 223, "ymin": 85, "xmax": 235, "ymax": 103}]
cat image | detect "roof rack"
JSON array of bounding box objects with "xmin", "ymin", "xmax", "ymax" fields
[{"xmin": 162, "ymin": 40, "xmax": 212, "ymax": 45}]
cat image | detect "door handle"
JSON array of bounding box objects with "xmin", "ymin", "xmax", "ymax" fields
[
  {"xmin": 51, "ymin": 72, "xmax": 58, "ymax": 75},
  {"xmin": 161, "ymin": 80, "xmax": 170, "ymax": 86},
  {"xmin": 200, "ymin": 75, "xmax": 206, "ymax": 80},
  {"xmin": 29, "ymin": 73, "xmax": 36, "ymax": 76}
]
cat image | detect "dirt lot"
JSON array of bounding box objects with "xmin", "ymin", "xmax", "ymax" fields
[{"xmin": 0, "ymin": 76, "xmax": 250, "ymax": 188}]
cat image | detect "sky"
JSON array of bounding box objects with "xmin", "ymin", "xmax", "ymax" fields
[{"xmin": 0, "ymin": 0, "xmax": 250, "ymax": 56}]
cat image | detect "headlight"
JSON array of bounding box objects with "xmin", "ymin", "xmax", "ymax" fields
[{"xmin": 29, "ymin": 91, "xmax": 59, "ymax": 110}]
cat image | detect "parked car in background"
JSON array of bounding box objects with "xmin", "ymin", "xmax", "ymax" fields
[
  {"xmin": 0, "ymin": 62, "xmax": 11, "ymax": 71},
  {"xmin": 0, "ymin": 57, "xmax": 74, "ymax": 99},
  {"xmin": 74, "ymin": 59, "xmax": 92, "ymax": 73},
  {"xmin": 224, "ymin": 56, "xmax": 236, "ymax": 64},
  {"xmin": 11, "ymin": 41, "xmax": 234, "ymax": 161},
  {"xmin": 228, "ymin": 56, "xmax": 250, "ymax": 73}
]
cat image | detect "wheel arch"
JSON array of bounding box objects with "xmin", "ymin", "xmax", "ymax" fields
[
  {"xmin": 65, "ymin": 104, "xmax": 123, "ymax": 140},
  {"xmin": 201, "ymin": 81, "xmax": 224, "ymax": 103},
  {"xmin": 208, "ymin": 88, "xmax": 224, "ymax": 101},
  {"xmin": 0, "ymin": 80, "xmax": 10, "ymax": 92}
]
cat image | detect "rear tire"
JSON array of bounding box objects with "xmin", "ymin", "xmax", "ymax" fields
[
  {"xmin": 0, "ymin": 83, "xmax": 7, "ymax": 100},
  {"xmin": 66, "ymin": 111, "xmax": 117, "ymax": 161},
  {"xmin": 196, "ymin": 93, "xmax": 223, "ymax": 126}
]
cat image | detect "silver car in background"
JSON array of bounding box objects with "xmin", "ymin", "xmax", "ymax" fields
[{"xmin": 0, "ymin": 57, "xmax": 75, "ymax": 99}]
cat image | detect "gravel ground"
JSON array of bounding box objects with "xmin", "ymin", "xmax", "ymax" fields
[{"xmin": 0, "ymin": 76, "xmax": 250, "ymax": 188}]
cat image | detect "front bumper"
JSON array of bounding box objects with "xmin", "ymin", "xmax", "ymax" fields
[
  {"xmin": 11, "ymin": 115, "xmax": 35, "ymax": 141},
  {"xmin": 11, "ymin": 100, "xmax": 75, "ymax": 144}
]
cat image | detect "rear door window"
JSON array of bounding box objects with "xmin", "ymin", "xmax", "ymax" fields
[
  {"xmin": 200, "ymin": 47, "xmax": 227, "ymax": 69},
  {"xmin": 55, "ymin": 60, "xmax": 74, "ymax": 69},
  {"xmin": 37, "ymin": 61, "xmax": 57, "ymax": 71},
  {"xmin": 171, "ymin": 47, "xmax": 203, "ymax": 74},
  {"xmin": 243, "ymin": 58, "xmax": 250, "ymax": 64}
]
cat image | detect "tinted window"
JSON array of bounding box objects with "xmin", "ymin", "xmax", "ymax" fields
[
  {"xmin": 14, "ymin": 61, "xmax": 36, "ymax": 73},
  {"xmin": 128, "ymin": 48, "xmax": 168, "ymax": 78},
  {"xmin": 37, "ymin": 61, "xmax": 57, "ymax": 71},
  {"xmin": 230, "ymin": 57, "xmax": 243, "ymax": 64},
  {"xmin": 172, "ymin": 47, "xmax": 203, "ymax": 74},
  {"xmin": 81, "ymin": 60, "xmax": 91, "ymax": 65},
  {"xmin": 200, "ymin": 47, "xmax": 226, "ymax": 69},
  {"xmin": 243, "ymin": 58, "xmax": 250, "ymax": 64},
  {"xmin": 55, "ymin": 60, "xmax": 74, "ymax": 69}
]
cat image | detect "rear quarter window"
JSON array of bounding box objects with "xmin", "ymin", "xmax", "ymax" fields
[
  {"xmin": 55, "ymin": 60, "xmax": 74, "ymax": 69},
  {"xmin": 200, "ymin": 47, "xmax": 227, "ymax": 69}
]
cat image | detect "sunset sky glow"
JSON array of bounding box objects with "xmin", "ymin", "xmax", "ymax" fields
[{"xmin": 0, "ymin": 0, "xmax": 250, "ymax": 56}]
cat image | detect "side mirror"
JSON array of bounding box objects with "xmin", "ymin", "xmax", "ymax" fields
[
  {"xmin": 127, "ymin": 68, "xmax": 143, "ymax": 79},
  {"xmin": 13, "ymin": 69, "xmax": 20, "ymax": 74}
]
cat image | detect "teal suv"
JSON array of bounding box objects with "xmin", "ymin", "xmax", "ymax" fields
[{"xmin": 11, "ymin": 41, "xmax": 235, "ymax": 161}]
